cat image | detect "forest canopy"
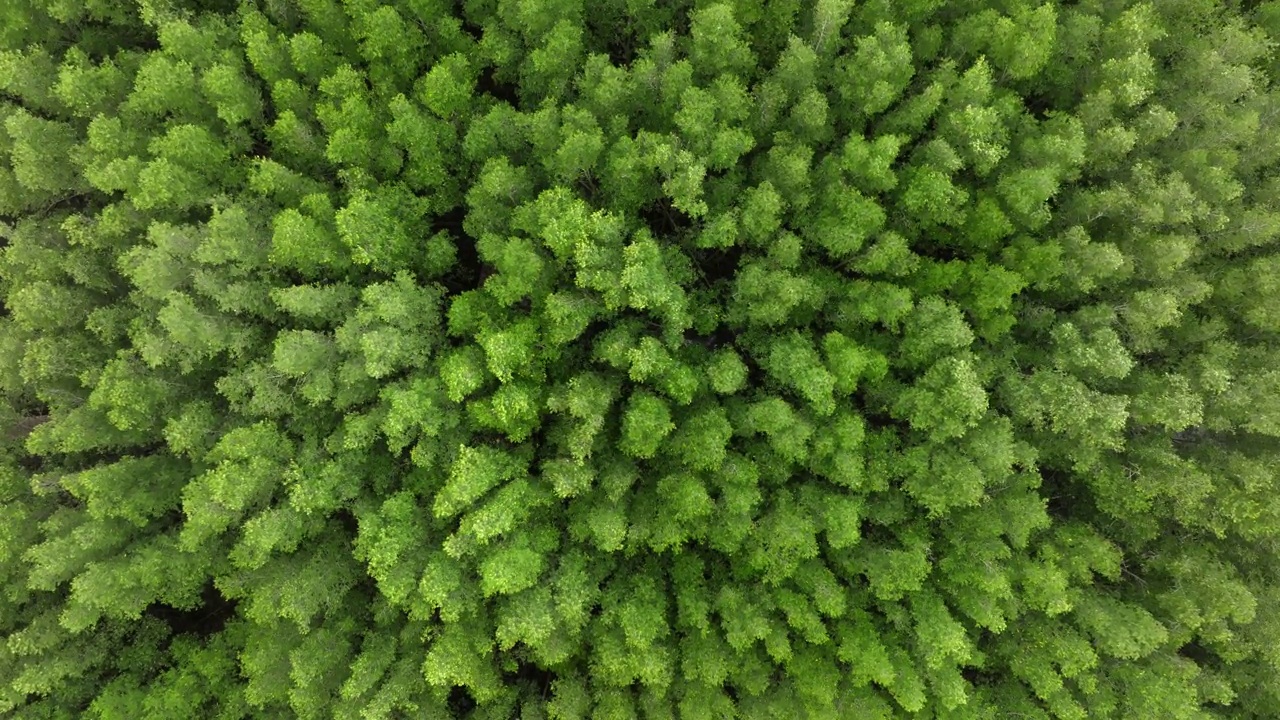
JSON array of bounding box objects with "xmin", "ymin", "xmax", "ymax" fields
[{"xmin": 3, "ymin": 0, "xmax": 1280, "ymax": 717}]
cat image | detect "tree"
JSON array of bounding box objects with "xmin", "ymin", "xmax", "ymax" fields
[{"xmin": 4, "ymin": 1, "xmax": 1280, "ymax": 717}]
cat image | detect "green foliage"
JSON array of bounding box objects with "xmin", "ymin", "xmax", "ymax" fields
[{"xmin": 2, "ymin": 1, "xmax": 1280, "ymax": 717}]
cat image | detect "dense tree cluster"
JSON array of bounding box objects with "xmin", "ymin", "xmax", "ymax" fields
[{"xmin": 3, "ymin": 0, "xmax": 1280, "ymax": 717}]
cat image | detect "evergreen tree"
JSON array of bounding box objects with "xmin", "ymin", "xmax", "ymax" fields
[{"xmin": 2, "ymin": 0, "xmax": 1280, "ymax": 717}]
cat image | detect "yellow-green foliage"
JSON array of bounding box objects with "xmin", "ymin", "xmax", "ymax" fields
[{"xmin": 2, "ymin": 0, "xmax": 1280, "ymax": 717}]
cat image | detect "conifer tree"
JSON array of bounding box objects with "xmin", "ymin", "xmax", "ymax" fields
[{"xmin": 2, "ymin": 0, "xmax": 1280, "ymax": 717}]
